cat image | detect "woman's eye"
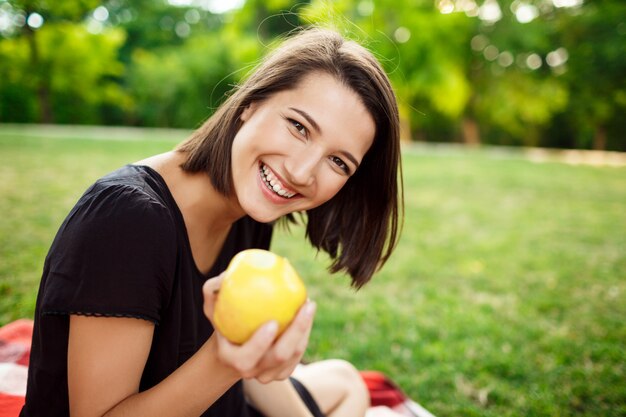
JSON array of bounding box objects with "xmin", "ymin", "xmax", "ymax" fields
[
  {"xmin": 330, "ymin": 156, "xmax": 350, "ymax": 174},
  {"xmin": 289, "ymin": 119, "xmax": 307, "ymax": 137}
]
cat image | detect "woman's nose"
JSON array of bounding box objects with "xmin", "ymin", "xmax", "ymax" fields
[{"xmin": 284, "ymin": 148, "xmax": 320, "ymax": 187}]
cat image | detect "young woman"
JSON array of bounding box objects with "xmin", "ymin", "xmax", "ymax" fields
[{"xmin": 20, "ymin": 28, "xmax": 402, "ymax": 417}]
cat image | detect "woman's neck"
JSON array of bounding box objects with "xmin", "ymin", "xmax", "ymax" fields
[
  {"xmin": 136, "ymin": 151, "xmax": 246, "ymax": 274},
  {"xmin": 136, "ymin": 151, "xmax": 245, "ymax": 236}
]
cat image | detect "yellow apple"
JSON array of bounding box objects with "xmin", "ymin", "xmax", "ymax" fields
[{"xmin": 213, "ymin": 249, "xmax": 307, "ymax": 344}]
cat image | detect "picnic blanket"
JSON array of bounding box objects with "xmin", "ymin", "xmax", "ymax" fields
[
  {"xmin": 0, "ymin": 320, "xmax": 435, "ymax": 417},
  {"xmin": 0, "ymin": 319, "xmax": 31, "ymax": 417},
  {"xmin": 361, "ymin": 370, "xmax": 436, "ymax": 417}
]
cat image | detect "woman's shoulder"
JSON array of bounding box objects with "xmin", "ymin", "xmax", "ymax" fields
[
  {"xmin": 62, "ymin": 165, "xmax": 180, "ymax": 239},
  {"xmin": 92, "ymin": 164, "xmax": 171, "ymax": 204},
  {"xmin": 79, "ymin": 164, "xmax": 173, "ymax": 212}
]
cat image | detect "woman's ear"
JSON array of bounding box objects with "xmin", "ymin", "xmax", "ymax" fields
[{"xmin": 240, "ymin": 102, "xmax": 258, "ymax": 122}]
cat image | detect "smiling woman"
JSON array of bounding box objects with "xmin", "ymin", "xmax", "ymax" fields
[
  {"xmin": 20, "ymin": 28, "xmax": 403, "ymax": 417},
  {"xmin": 179, "ymin": 29, "xmax": 402, "ymax": 287},
  {"xmin": 229, "ymin": 72, "xmax": 375, "ymax": 224}
]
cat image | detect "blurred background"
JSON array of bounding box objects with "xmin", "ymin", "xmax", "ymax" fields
[
  {"xmin": 0, "ymin": 0, "xmax": 624, "ymax": 150},
  {"xmin": 1, "ymin": 1, "xmax": 625, "ymax": 416}
]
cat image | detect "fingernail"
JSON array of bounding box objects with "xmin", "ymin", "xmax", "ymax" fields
[
  {"xmin": 263, "ymin": 321, "xmax": 279, "ymax": 338},
  {"xmin": 304, "ymin": 302, "xmax": 316, "ymax": 319}
]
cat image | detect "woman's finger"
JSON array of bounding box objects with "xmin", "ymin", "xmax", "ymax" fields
[
  {"xmin": 216, "ymin": 321, "xmax": 278, "ymax": 378},
  {"xmin": 293, "ymin": 301, "xmax": 315, "ymax": 355},
  {"xmin": 252, "ymin": 301, "xmax": 316, "ymax": 381},
  {"xmin": 202, "ymin": 273, "xmax": 225, "ymax": 320},
  {"xmin": 270, "ymin": 301, "xmax": 316, "ymax": 362},
  {"xmin": 210, "ymin": 294, "xmax": 315, "ymax": 382}
]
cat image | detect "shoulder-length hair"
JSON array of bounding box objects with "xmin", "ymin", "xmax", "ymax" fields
[{"xmin": 177, "ymin": 28, "xmax": 403, "ymax": 288}]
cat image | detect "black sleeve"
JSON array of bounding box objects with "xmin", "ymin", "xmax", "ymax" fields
[{"xmin": 40, "ymin": 183, "xmax": 177, "ymax": 324}]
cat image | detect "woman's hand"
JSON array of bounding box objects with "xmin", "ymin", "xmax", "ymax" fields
[{"xmin": 202, "ymin": 274, "xmax": 316, "ymax": 383}]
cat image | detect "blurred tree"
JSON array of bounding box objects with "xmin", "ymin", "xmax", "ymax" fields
[
  {"xmin": 465, "ymin": 0, "xmax": 571, "ymax": 146},
  {"xmin": 0, "ymin": 22, "xmax": 129, "ymax": 124},
  {"xmin": 10, "ymin": 0, "xmax": 99, "ymax": 19},
  {"xmin": 1, "ymin": 0, "xmax": 623, "ymax": 150},
  {"xmin": 101, "ymin": 0, "xmax": 224, "ymax": 64},
  {"xmin": 113, "ymin": 0, "xmax": 310, "ymax": 127},
  {"xmin": 300, "ymin": 0, "xmax": 474, "ymax": 142},
  {"xmin": 436, "ymin": 0, "xmax": 624, "ymax": 150},
  {"xmin": 474, "ymin": 71, "xmax": 568, "ymax": 146},
  {"xmin": 0, "ymin": 31, "xmax": 36, "ymax": 121},
  {"xmin": 231, "ymin": 0, "xmax": 308, "ymax": 41},
  {"xmin": 123, "ymin": 0, "xmax": 316, "ymax": 127},
  {"xmin": 557, "ymin": 0, "xmax": 626, "ymax": 150},
  {"xmin": 127, "ymin": 27, "xmax": 260, "ymax": 127},
  {"xmin": 97, "ymin": 0, "xmax": 222, "ymax": 124},
  {"xmin": 6, "ymin": 0, "xmax": 100, "ymax": 122},
  {"xmin": 299, "ymin": 0, "xmax": 621, "ymax": 149}
]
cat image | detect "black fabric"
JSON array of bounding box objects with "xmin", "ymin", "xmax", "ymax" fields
[
  {"xmin": 246, "ymin": 378, "xmax": 326, "ymax": 417},
  {"xmin": 290, "ymin": 377, "xmax": 326, "ymax": 417},
  {"xmin": 20, "ymin": 165, "xmax": 274, "ymax": 417}
]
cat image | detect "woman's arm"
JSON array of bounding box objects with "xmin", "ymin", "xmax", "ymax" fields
[
  {"xmin": 67, "ymin": 274, "xmax": 315, "ymax": 417},
  {"xmin": 68, "ymin": 315, "xmax": 240, "ymax": 417}
]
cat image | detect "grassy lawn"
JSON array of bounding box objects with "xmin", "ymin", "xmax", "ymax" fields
[{"xmin": 1, "ymin": 126, "xmax": 624, "ymax": 416}]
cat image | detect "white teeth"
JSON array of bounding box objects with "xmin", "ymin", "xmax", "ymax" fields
[{"xmin": 259, "ymin": 163, "xmax": 296, "ymax": 199}]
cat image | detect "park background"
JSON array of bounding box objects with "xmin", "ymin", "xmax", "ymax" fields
[{"xmin": 0, "ymin": 0, "xmax": 625, "ymax": 416}]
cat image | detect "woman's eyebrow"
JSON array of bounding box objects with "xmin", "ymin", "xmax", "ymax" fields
[
  {"xmin": 289, "ymin": 107, "xmax": 321, "ymax": 134},
  {"xmin": 339, "ymin": 151, "xmax": 359, "ymax": 169},
  {"xmin": 288, "ymin": 106, "xmax": 360, "ymax": 169}
]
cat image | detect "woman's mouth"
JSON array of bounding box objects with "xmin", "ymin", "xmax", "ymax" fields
[{"xmin": 259, "ymin": 163, "xmax": 297, "ymax": 199}]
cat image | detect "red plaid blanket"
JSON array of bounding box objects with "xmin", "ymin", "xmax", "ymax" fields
[
  {"xmin": 0, "ymin": 319, "xmax": 31, "ymax": 417},
  {"xmin": 361, "ymin": 371, "xmax": 436, "ymax": 417}
]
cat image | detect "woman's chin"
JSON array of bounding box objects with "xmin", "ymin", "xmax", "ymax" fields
[
  {"xmin": 239, "ymin": 201, "xmax": 282, "ymax": 224},
  {"xmin": 246, "ymin": 211, "xmax": 282, "ymax": 224}
]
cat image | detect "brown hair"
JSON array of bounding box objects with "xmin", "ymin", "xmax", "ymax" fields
[{"xmin": 177, "ymin": 28, "xmax": 403, "ymax": 288}]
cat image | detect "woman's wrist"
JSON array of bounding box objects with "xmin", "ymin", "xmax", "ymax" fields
[
  {"xmin": 202, "ymin": 333, "xmax": 242, "ymax": 383},
  {"xmin": 112, "ymin": 335, "xmax": 242, "ymax": 416}
]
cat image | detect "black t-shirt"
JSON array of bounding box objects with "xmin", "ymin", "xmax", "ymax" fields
[{"xmin": 20, "ymin": 165, "xmax": 273, "ymax": 416}]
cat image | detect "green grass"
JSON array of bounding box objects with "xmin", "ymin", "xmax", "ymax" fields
[{"xmin": 1, "ymin": 126, "xmax": 625, "ymax": 417}]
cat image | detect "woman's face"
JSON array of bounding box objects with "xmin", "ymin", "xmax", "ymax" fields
[{"xmin": 231, "ymin": 71, "xmax": 375, "ymax": 223}]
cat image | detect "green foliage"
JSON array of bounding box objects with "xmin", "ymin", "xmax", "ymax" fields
[
  {"xmin": 0, "ymin": 35, "xmax": 37, "ymax": 121},
  {"xmin": 232, "ymin": 0, "xmax": 308, "ymax": 40},
  {"xmin": 475, "ymin": 71, "xmax": 568, "ymax": 145},
  {"xmin": 102, "ymin": 0, "xmax": 224, "ymax": 63},
  {"xmin": 0, "ymin": 20, "xmax": 129, "ymax": 124},
  {"xmin": 40, "ymin": 23, "xmax": 129, "ymax": 123},
  {"xmin": 301, "ymin": 0, "xmax": 474, "ymax": 128},
  {"xmin": 127, "ymin": 30, "xmax": 260, "ymax": 127},
  {"xmin": 11, "ymin": 0, "xmax": 99, "ymax": 20},
  {"xmin": 0, "ymin": 0, "xmax": 624, "ymax": 149},
  {"xmin": 0, "ymin": 22, "xmax": 131, "ymax": 123},
  {"xmin": 556, "ymin": 0, "xmax": 626, "ymax": 149}
]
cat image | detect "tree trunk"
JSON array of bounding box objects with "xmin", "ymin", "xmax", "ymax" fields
[
  {"xmin": 462, "ymin": 117, "xmax": 480, "ymax": 145},
  {"xmin": 593, "ymin": 126, "xmax": 606, "ymax": 151},
  {"xmin": 24, "ymin": 24, "xmax": 53, "ymax": 123}
]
